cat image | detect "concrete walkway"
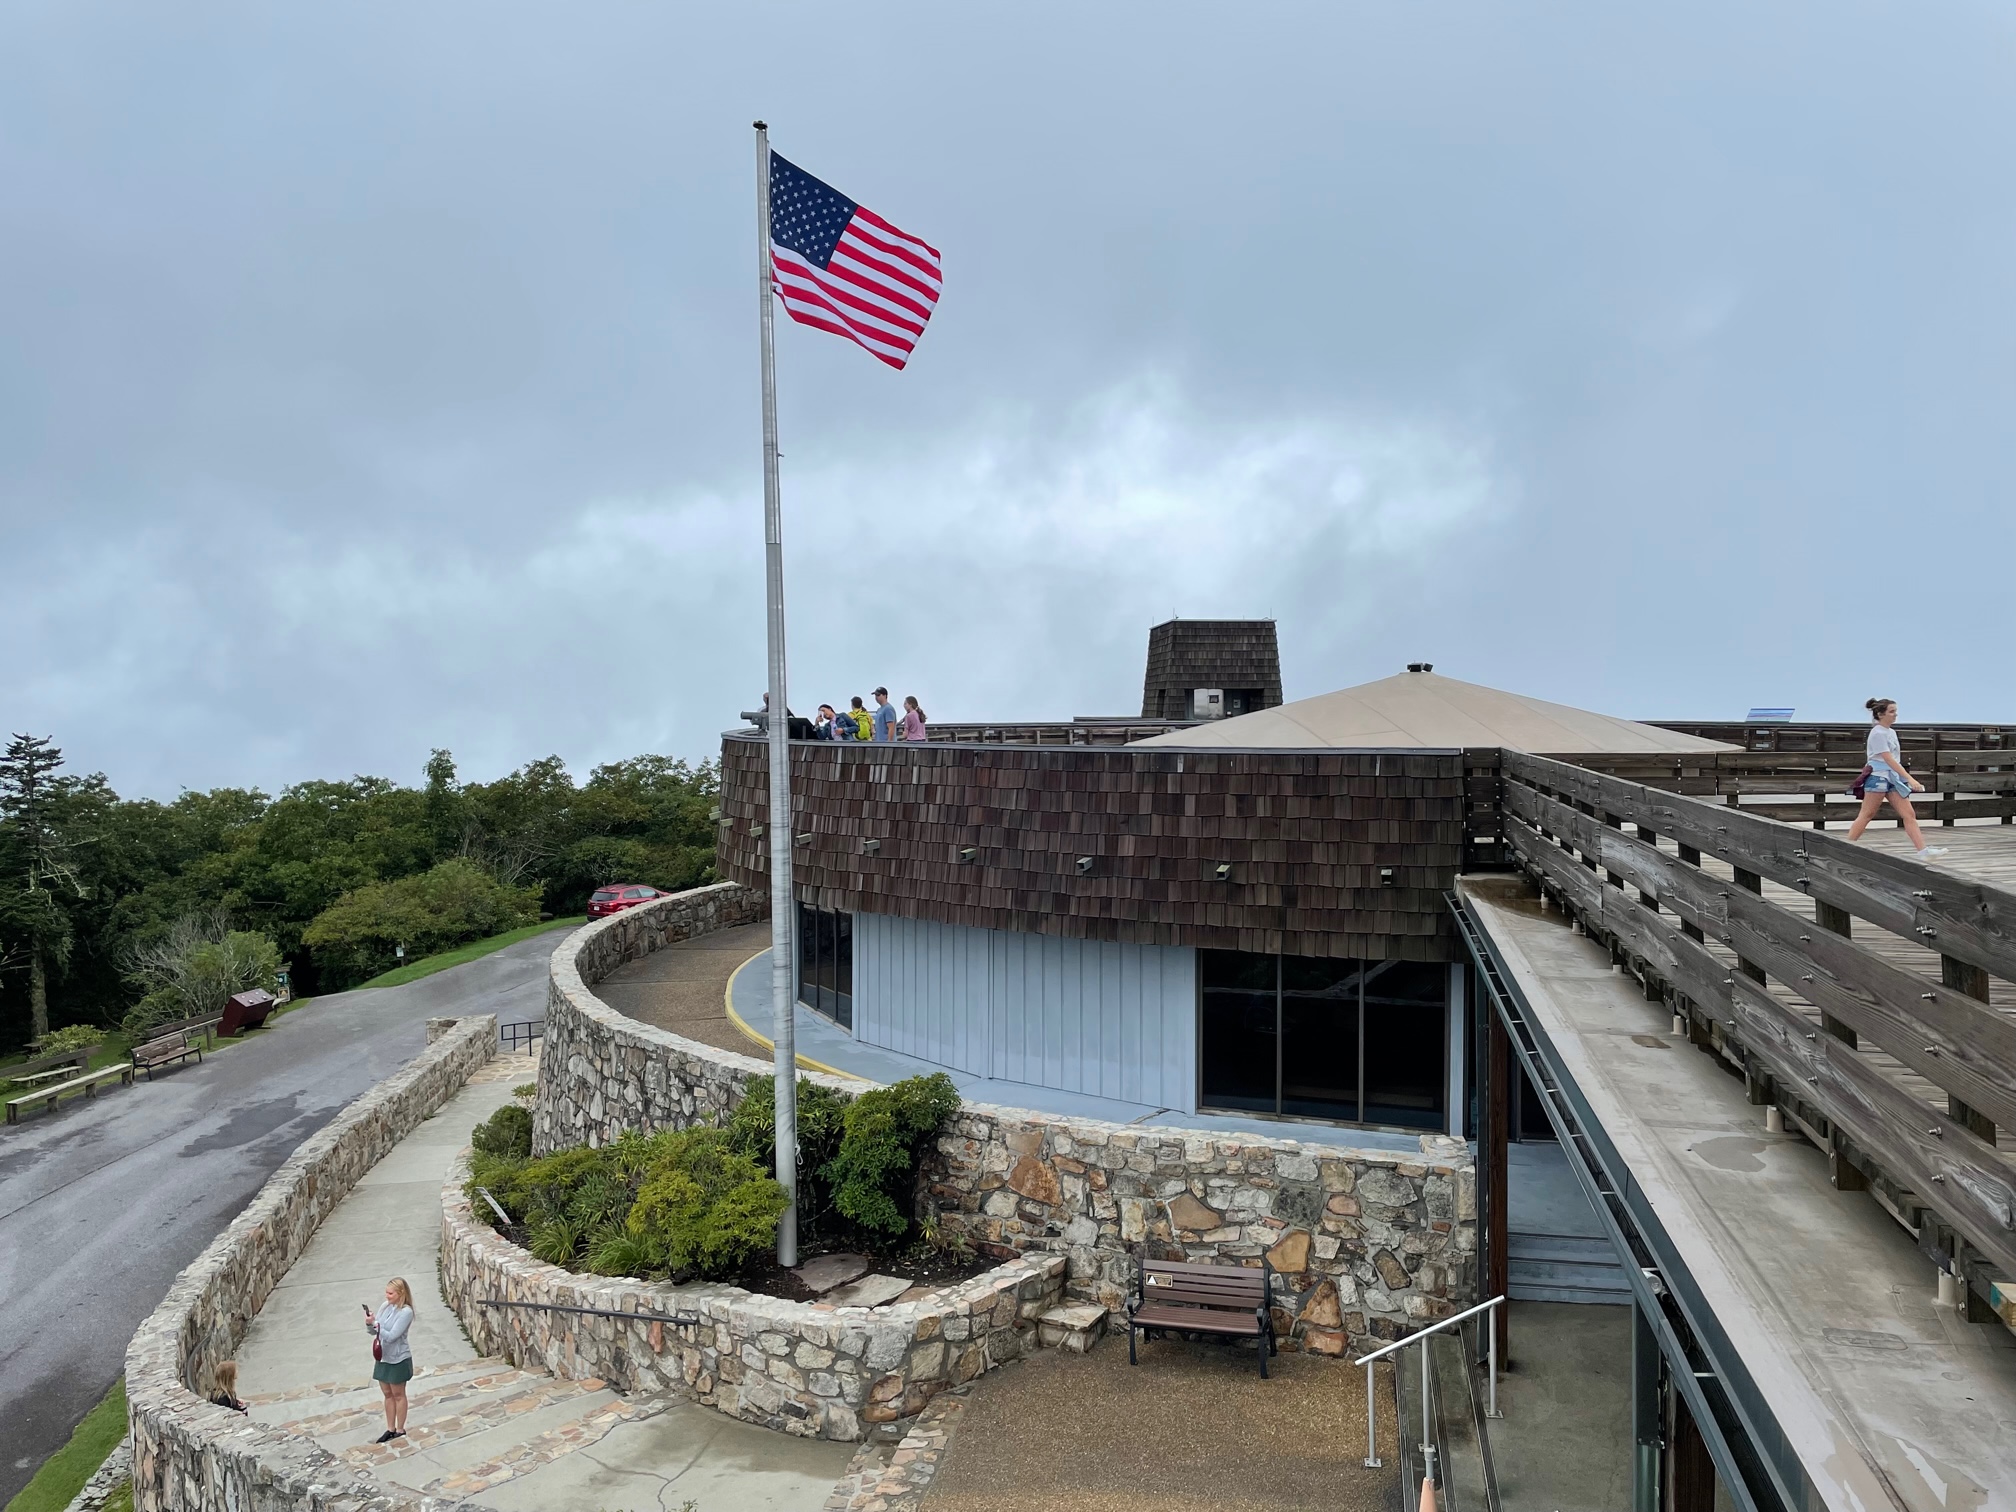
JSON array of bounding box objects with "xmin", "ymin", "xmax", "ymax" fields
[{"xmin": 235, "ymin": 1049, "xmax": 856, "ymax": 1511}]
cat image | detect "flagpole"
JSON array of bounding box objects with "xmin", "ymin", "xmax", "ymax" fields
[{"xmin": 754, "ymin": 119, "xmax": 798, "ymax": 1267}]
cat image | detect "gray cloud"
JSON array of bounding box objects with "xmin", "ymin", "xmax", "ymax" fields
[{"xmin": 5, "ymin": 3, "xmax": 2014, "ymax": 797}]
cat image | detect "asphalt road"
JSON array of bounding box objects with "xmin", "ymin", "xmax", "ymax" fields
[{"xmin": 0, "ymin": 926, "xmax": 566, "ymax": 1504}]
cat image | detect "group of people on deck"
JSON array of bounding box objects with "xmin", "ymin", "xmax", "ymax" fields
[{"xmin": 814, "ymin": 687, "xmax": 927, "ymax": 743}]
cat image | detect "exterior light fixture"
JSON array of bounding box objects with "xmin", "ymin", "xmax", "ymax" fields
[
  {"xmin": 751, "ymin": 823, "xmax": 765, "ymax": 839},
  {"xmin": 1076, "ymin": 856, "xmax": 1096, "ymax": 875},
  {"xmin": 709, "ymin": 807, "xmax": 723, "ymax": 823},
  {"xmin": 862, "ymin": 838, "xmax": 881, "ymax": 855},
  {"xmin": 957, "ymin": 846, "xmax": 978, "ymax": 863},
  {"xmin": 1379, "ymin": 866, "xmax": 1397, "ymax": 887},
  {"xmin": 795, "ymin": 832, "xmax": 813, "ymax": 846},
  {"xmin": 1214, "ymin": 862, "xmax": 1233, "ymax": 882}
]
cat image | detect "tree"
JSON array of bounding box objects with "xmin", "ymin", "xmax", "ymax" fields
[
  {"xmin": 122, "ymin": 910, "xmax": 282, "ymax": 1038},
  {"xmin": 300, "ymin": 858, "xmax": 542, "ymax": 988},
  {"xmin": 0, "ymin": 734, "xmax": 89, "ymax": 1038}
]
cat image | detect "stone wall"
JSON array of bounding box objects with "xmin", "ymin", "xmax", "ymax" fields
[
  {"xmin": 442, "ymin": 1166, "xmax": 1065, "ymax": 1441},
  {"xmin": 534, "ymin": 880, "xmax": 780, "ymax": 1154},
  {"xmin": 125, "ymin": 1016, "xmax": 496, "ymax": 1512},
  {"xmin": 540, "ymin": 885, "xmax": 1476, "ymax": 1352}
]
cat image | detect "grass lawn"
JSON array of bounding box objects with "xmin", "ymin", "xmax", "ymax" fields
[
  {"xmin": 5, "ymin": 1376, "xmax": 126, "ymax": 1512},
  {"xmin": 358, "ymin": 917, "xmax": 584, "ymax": 989}
]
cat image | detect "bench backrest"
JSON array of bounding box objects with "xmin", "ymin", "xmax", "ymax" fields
[
  {"xmin": 1140, "ymin": 1259, "xmax": 1269, "ymax": 1311},
  {"xmin": 135, "ymin": 1032, "xmax": 190, "ymax": 1059},
  {"xmin": 2, "ymin": 1046, "xmax": 95, "ymax": 1079}
]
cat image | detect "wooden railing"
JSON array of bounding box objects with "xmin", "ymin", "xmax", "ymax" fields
[
  {"xmin": 1498, "ymin": 750, "xmax": 2016, "ymax": 1288},
  {"xmin": 1562, "ymin": 747, "xmax": 2016, "ymax": 828}
]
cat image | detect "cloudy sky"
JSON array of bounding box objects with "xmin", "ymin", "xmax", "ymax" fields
[{"xmin": 5, "ymin": 3, "xmax": 2013, "ymax": 799}]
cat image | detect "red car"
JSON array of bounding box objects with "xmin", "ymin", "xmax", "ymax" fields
[{"xmin": 587, "ymin": 883, "xmax": 667, "ymax": 920}]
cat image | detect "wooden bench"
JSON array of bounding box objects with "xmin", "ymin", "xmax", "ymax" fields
[
  {"xmin": 132, "ymin": 1031, "xmax": 204, "ymax": 1081},
  {"xmin": 5, "ymin": 1064, "xmax": 134, "ymax": 1124},
  {"xmin": 0, "ymin": 1046, "xmax": 97, "ymax": 1089},
  {"xmin": 1126, "ymin": 1257, "xmax": 1275, "ymax": 1377}
]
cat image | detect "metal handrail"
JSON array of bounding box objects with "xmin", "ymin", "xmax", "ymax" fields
[{"xmin": 1354, "ymin": 1293, "xmax": 1505, "ymax": 1471}]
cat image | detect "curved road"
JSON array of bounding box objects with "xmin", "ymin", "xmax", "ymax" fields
[{"xmin": 0, "ymin": 927, "xmax": 566, "ymax": 1504}]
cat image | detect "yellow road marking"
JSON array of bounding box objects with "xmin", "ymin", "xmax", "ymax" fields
[{"xmin": 723, "ymin": 949, "xmax": 866, "ymax": 1081}]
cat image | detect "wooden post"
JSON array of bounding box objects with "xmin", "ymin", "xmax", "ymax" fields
[
  {"xmin": 1636, "ymin": 826, "xmax": 1660, "ymax": 910},
  {"xmin": 1813, "ymin": 901, "xmax": 1858, "ymax": 1047},
  {"xmin": 1604, "ymin": 812, "xmax": 1626, "ymax": 890},
  {"xmin": 1942, "ymin": 956, "xmax": 1996, "ymax": 1142},
  {"xmin": 1487, "ymin": 1007, "xmax": 1512, "ymax": 1366},
  {"xmin": 1677, "ymin": 844, "xmax": 1705, "ymax": 943}
]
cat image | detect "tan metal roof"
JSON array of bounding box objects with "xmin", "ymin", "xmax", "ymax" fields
[{"xmin": 1130, "ymin": 669, "xmax": 1738, "ymax": 754}]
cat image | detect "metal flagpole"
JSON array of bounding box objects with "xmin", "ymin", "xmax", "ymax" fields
[{"xmin": 753, "ymin": 119, "xmax": 798, "ymax": 1267}]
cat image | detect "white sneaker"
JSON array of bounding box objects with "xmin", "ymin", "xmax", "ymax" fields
[{"xmin": 1916, "ymin": 847, "xmax": 1948, "ymax": 859}]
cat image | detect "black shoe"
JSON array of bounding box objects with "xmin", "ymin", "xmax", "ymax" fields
[
  {"xmin": 389, "ymin": 1431, "xmax": 405, "ymax": 1441},
  {"xmin": 374, "ymin": 1430, "xmax": 395, "ymax": 1444}
]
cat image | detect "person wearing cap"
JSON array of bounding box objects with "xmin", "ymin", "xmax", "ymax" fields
[{"xmin": 869, "ymin": 688, "xmax": 900, "ymax": 743}]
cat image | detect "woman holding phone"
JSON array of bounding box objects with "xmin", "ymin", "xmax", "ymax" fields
[{"xmin": 363, "ymin": 1277, "xmax": 415, "ymax": 1443}]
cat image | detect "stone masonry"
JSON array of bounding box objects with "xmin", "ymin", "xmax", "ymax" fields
[
  {"xmin": 539, "ymin": 883, "xmax": 1477, "ymax": 1354},
  {"xmin": 442, "ymin": 1166, "xmax": 1065, "ymax": 1442},
  {"xmin": 124, "ymin": 1015, "xmax": 496, "ymax": 1512}
]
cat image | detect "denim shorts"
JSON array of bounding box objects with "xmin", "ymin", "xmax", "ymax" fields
[{"xmin": 1864, "ymin": 766, "xmax": 1912, "ymax": 796}]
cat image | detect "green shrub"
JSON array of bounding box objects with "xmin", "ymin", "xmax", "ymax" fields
[
  {"xmin": 472, "ymin": 1104, "xmax": 533, "ymax": 1160},
  {"xmin": 625, "ymin": 1129, "xmax": 787, "ymax": 1280},
  {"xmin": 121, "ymin": 921, "xmax": 282, "ymax": 1038},
  {"xmin": 586, "ymin": 1229, "xmax": 658, "ymax": 1279},
  {"xmin": 302, "ymin": 858, "xmax": 542, "ymax": 988},
  {"xmin": 727, "ymin": 1075, "xmax": 851, "ymax": 1234},
  {"xmin": 826, "ymin": 1074, "xmax": 960, "ymax": 1238},
  {"xmin": 30, "ymin": 1024, "xmax": 104, "ymax": 1056}
]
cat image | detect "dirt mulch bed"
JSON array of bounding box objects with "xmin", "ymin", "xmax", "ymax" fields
[
  {"xmin": 738, "ymin": 1246, "xmax": 997, "ymax": 1304},
  {"xmin": 922, "ymin": 1338, "xmax": 1398, "ymax": 1512}
]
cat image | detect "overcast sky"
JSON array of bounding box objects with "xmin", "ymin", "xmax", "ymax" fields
[{"xmin": 5, "ymin": 3, "xmax": 2013, "ymax": 799}]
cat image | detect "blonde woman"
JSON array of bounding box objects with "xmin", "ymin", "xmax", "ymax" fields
[
  {"xmin": 362, "ymin": 1277, "xmax": 415, "ymax": 1442},
  {"xmin": 208, "ymin": 1359, "xmax": 246, "ymax": 1413},
  {"xmin": 1847, "ymin": 698, "xmax": 1946, "ymax": 859}
]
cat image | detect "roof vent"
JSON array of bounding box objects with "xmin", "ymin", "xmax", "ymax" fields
[{"xmin": 1407, "ymin": 662, "xmax": 1434, "ymax": 673}]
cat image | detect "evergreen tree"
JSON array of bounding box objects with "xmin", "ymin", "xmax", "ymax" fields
[{"xmin": 0, "ymin": 734, "xmax": 87, "ymax": 1038}]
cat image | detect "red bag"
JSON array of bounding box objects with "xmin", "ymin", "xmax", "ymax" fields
[
  {"xmin": 373, "ymin": 1338, "xmax": 383, "ymax": 1361},
  {"xmin": 1850, "ymin": 764, "xmax": 1872, "ymax": 799}
]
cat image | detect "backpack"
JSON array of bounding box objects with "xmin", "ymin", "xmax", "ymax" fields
[{"xmin": 848, "ymin": 709, "xmax": 871, "ymax": 740}]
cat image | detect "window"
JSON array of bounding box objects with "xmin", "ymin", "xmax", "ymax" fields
[
  {"xmin": 624, "ymin": 887, "xmax": 650, "ymax": 899},
  {"xmin": 1200, "ymin": 949, "xmax": 1447, "ymax": 1130},
  {"xmin": 591, "ymin": 890, "xmax": 619, "ymax": 902},
  {"xmin": 796, "ymin": 904, "xmax": 853, "ymax": 1030}
]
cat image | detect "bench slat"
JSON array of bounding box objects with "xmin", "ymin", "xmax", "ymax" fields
[{"xmin": 1132, "ymin": 1305, "xmax": 1264, "ymax": 1336}]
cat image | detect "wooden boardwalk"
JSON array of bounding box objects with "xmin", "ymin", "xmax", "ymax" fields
[{"xmin": 1692, "ymin": 819, "xmax": 2016, "ymax": 1157}]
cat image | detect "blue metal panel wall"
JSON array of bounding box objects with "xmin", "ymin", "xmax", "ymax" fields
[{"xmin": 852, "ymin": 912, "xmax": 1198, "ymax": 1111}]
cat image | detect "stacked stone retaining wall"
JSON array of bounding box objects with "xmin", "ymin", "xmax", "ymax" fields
[
  {"xmin": 124, "ymin": 1016, "xmax": 496, "ymax": 1512},
  {"xmin": 442, "ymin": 1167, "xmax": 1065, "ymax": 1441},
  {"xmin": 539, "ymin": 884, "xmax": 1476, "ymax": 1352}
]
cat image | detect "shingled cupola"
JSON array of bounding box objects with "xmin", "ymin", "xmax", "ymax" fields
[{"xmin": 1140, "ymin": 618, "xmax": 1283, "ymax": 721}]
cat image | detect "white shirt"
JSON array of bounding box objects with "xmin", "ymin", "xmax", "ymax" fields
[{"xmin": 1867, "ymin": 725, "xmax": 1903, "ymax": 772}]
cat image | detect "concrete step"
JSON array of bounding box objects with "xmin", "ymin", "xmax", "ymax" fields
[
  {"xmin": 1507, "ymin": 1231, "xmax": 1614, "ymax": 1264},
  {"xmin": 1508, "ymin": 1280, "xmax": 1635, "ymax": 1306},
  {"xmin": 345, "ymin": 1382, "xmax": 629, "ymax": 1482},
  {"xmin": 1509, "ymin": 1257, "xmax": 1629, "ymax": 1291}
]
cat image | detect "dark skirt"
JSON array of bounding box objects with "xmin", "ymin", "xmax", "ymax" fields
[{"xmin": 372, "ymin": 1357, "xmax": 413, "ymax": 1385}]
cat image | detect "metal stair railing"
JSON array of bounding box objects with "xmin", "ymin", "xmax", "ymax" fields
[{"xmin": 1353, "ymin": 1293, "xmax": 1505, "ymax": 1470}]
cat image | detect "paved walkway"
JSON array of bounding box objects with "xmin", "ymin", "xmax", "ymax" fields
[
  {"xmin": 235, "ymin": 1049, "xmax": 856, "ymax": 1511},
  {"xmin": 597, "ymin": 920, "xmax": 773, "ymax": 1057}
]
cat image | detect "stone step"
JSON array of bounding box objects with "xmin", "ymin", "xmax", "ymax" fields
[
  {"xmin": 1037, "ymin": 1304, "xmax": 1109, "ymax": 1353},
  {"xmin": 328, "ymin": 1373, "xmax": 612, "ymax": 1461},
  {"xmin": 273, "ymin": 1366, "xmax": 559, "ymax": 1441},
  {"xmin": 343, "ymin": 1382, "xmax": 631, "ymax": 1481},
  {"xmin": 416, "ymin": 1393, "xmax": 682, "ymax": 1501}
]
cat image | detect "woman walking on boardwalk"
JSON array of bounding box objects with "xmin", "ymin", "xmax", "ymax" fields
[
  {"xmin": 1847, "ymin": 698, "xmax": 1946, "ymax": 859},
  {"xmin": 364, "ymin": 1277, "xmax": 415, "ymax": 1443}
]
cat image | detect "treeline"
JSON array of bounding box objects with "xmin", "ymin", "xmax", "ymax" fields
[{"xmin": 0, "ymin": 737, "xmax": 719, "ymax": 1051}]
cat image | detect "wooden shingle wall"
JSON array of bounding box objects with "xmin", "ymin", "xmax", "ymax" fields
[
  {"xmin": 718, "ymin": 733, "xmax": 1464, "ymax": 961},
  {"xmin": 1140, "ymin": 619, "xmax": 1283, "ymax": 719}
]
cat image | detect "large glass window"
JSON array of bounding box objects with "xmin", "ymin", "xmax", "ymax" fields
[
  {"xmin": 1199, "ymin": 951, "xmax": 1277, "ymax": 1112},
  {"xmin": 1200, "ymin": 948, "xmax": 1447, "ymax": 1130},
  {"xmin": 796, "ymin": 904, "xmax": 853, "ymax": 1030}
]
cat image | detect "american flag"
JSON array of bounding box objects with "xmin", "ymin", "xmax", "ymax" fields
[{"xmin": 768, "ymin": 152, "xmax": 941, "ymax": 370}]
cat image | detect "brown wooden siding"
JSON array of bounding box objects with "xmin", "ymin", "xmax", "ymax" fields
[
  {"xmin": 1140, "ymin": 619, "xmax": 1283, "ymax": 719},
  {"xmin": 718, "ymin": 733, "xmax": 1464, "ymax": 961}
]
